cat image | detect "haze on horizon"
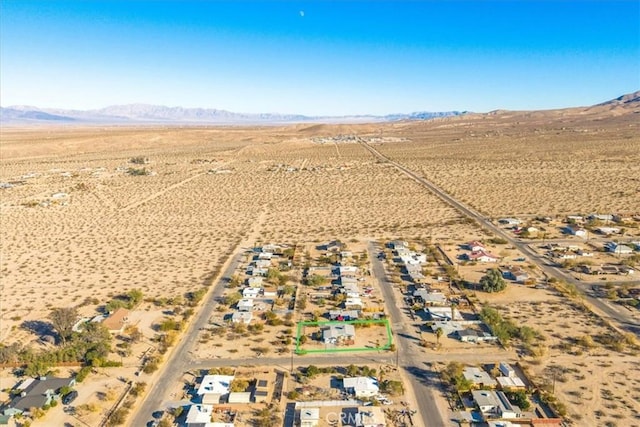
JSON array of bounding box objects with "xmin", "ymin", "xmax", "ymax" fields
[{"xmin": 1, "ymin": 0, "xmax": 638, "ymax": 116}]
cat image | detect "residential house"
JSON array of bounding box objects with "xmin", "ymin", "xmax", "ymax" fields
[
  {"xmin": 588, "ymin": 214, "xmax": 614, "ymax": 222},
  {"xmin": 228, "ymin": 392, "xmax": 251, "ymax": 403},
  {"xmin": 498, "ymin": 362, "xmax": 516, "ymax": 378},
  {"xmin": 325, "ymin": 240, "xmax": 346, "ymax": 253},
  {"xmin": 456, "ymin": 329, "xmax": 497, "ymax": 343},
  {"xmin": 389, "ymin": 240, "xmax": 408, "ymax": 250},
  {"xmin": 463, "ymin": 367, "xmax": 498, "ymax": 388},
  {"xmin": 323, "ymin": 324, "xmax": 356, "ymax": 345},
  {"xmin": 340, "ymin": 276, "xmax": 359, "ymax": 287},
  {"xmin": 237, "ymin": 299, "xmax": 254, "ymax": 312},
  {"xmin": 344, "ymin": 297, "xmax": 363, "ymax": 310},
  {"xmin": 564, "ymin": 226, "xmax": 587, "ymax": 238},
  {"xmin": 500, "ymin": 266, "xmax": 529, "ymax": 283},
  {"xmin": 409, "ymin": 271, "xmax": 427, "ymax": 283},
  {"xmin": 343, "ymin": 377, "xmax": 379, "ymax": 397},
  {"xmin": 254, "ymin": 259, "xmax": 272, "ymax": 269},
  {"xmin": 102, "ymin": 308, "xmax": 129, "ymax": 334},
  {"xmin": 496, "ymin": 377, "xmax": 526, "ymax": 390},
  {"xmin": 3, "ymin": 377, "xmax": 76, "ymax": 416},
  {"xmin": 299, "ymin": 408, "xmax": 320, "ymax": 427},
  {"xmin": 466, "ymin": 251, "xmax": 499, "ymax": 263},
  {"xmin": 472, "ymin": 390, "xmax": 522, "ymax": 420},
  {"xmin": 341, "ymin": 283, "xmax": 360, "ymax": 298},
  {"xmin": 465, "ymin": 241, "xmax": 486, "ymax": 252},
  {"xmin": 242, "ymin": 287, "xmax": 260, "ymax": 298},
  {"xmin": 260, "ymin": 288, "xmax": 276, "ymax": 299},
  {"xmin": 231, "ymin": 312, "xmax": 253, "ymax": 325},
  {"xmin": 404, "ymin": 263, "xmax": 423, "ymax": 275},
  {"xmin": 196, "ymin": 375, "xmax": 234, "ymax": 404},
  {"xmin": 186, "ymin": 404, "xmax": 215, "ymax": 427},
  {"xmin": 413, "ymin": 289, "xmax": 447, "ymax": 306},
  {"xmin": 395, "ymin": 247, "xmax": 411, "ymax": 258},
  {"xmin": 329, "ymin": 309, "xmax": 360, "ymax": 321},
  {"xmin": 339, "ymin": 266, "xmax": 358, "ymax": 277},
  {"xmin": 605, "ymin": 242, "xmax": 633, "ymax": 254},
  {"xmin": 426, "ymin": 306, "xmax": 462, "ymax": 321},
  {"xmin": 355, "ymin": 406, "xmax": 386, "ymax": 427},
  {"xmin": 246, "ymin": 266, "xmax": 267, "ymax": 276},
  {"xmin": 596, "ymin": 227, "xmax": 620, "ymax": 235}
]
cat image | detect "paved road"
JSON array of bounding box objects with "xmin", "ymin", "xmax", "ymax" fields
[
  {"xmin": 367, "ymin": 241, "xmax": 446, "ymax": 427},
  {"xmin": 129, "ymin": 251, "xmax": 245, "ymax": 427},
  {"xmin": 358, "ymin": 141, "xmax": 640, "ymax": 336}
]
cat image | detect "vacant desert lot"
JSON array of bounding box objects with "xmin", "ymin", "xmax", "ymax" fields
[
  {"xmin": 481, "ymin": 285, "xmax": 640, "ymax": 427},
  {"xmin": 0, "ymin": 125, "xmax": 460, "ymax": 343},
  {"xmin": 374, "ymin": 109, "xmax": 640, "ymax": 217}
]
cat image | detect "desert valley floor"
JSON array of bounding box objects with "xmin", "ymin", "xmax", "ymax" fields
[{"xmin": 1, "ymin": 103, "xmax": 639, "ymax": 427}]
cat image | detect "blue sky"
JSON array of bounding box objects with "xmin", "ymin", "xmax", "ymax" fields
[{"xmin": 1, "ymin": 0, "xmax": 638, "ymax": 115}]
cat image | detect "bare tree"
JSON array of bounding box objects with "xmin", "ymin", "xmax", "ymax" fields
[{"xmin": 49, "ymin": 307, "xmax": 78, "ymax": 345}]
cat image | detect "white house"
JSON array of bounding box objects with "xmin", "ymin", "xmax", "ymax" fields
[
  {"xmin": 345, "ymin": 297, "xmax": 363, "ymax": 310},
  {"xmin": 186, "ymin": 404, "xmax": 215, "ymax": 427},
  {"xmin": 499, "ymin": 362, "xmax": 516, "ymax": 378},
  {"xmin": 237, "ymin": 299, "xmax": 254, "ymax": 312},
  {"xmin": 496, "ymin": 376, "xmax": 526, "ymax": 389},
  {"xmin": 197, "ymin": 375, "xmax": 234, "ymax": 404},
  {"xmin": 472, "ymin": 390, "xmax": 522, "ymax": 420},
  {"xmin": 227, "ymin": 392, "xmax": 251, "ymax": 403},
  {"xmin": 323, "ymin": 324, "xmax": 356, "ymax": 345},
  {"xmin": 242, "ymin": 287, "xmax": 260, "ymax": 298},
  {"xmin": 231, "ymin": 312, "xmax": 253, "ymax": 324},
  {"xmin": 466, "ymin": 241, "xmax": 486, "ymax": 252},
  {"xmin": 565, "ymin": 226, "xmax": 587, "ymax": 238},
  {"xmin": 414, "ymin": 289, "xmax": 447, "ymax": 305},
  {"xmin": 339, "ymin": 266, "xmax": 359, "ymax": 276},
  {"xmin": 467, "ymin": 251, "xmax": 499, "ymax": 263},
  {"xmin": 343, "ymin": 377, "xmax": 379, "ymax": 397},
  {"xmin": 463, "ymin": 367, "xmax": 498, "ymax": 388},
  {"xmin": 246, "ymin": 266, "xmax": 267, "ymax": 276}
]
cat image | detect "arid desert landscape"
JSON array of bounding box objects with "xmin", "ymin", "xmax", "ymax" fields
[{"xmin": 1, "ymin": 96, "xmax": 639, "ymax": 427}]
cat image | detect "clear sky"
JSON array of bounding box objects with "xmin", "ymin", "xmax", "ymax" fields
[{"xmin": 1, "ymin": 0, "xmax": 638, "ymax": 115}]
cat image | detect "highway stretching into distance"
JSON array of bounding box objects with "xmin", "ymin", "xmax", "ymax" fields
[{"xmin": 358, "ymin": 140, "xmax": 640, "ymax": 337}]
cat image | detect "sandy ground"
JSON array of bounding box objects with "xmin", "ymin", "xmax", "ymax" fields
[
  {"xmin": 1, "ymin": 110, "xmax": 638, "ymax": 426},
  {"xmin": 479, "ymin": 284, "xmax": 640, "ymax": 426},
  {"xmin": 373, "ymin": 111, "xmax": 640, "ymax": 217}
]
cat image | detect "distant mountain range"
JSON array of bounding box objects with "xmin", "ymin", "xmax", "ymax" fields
[
  {"xmin": 0, "ymin": 103, "xmax": 465, "ymax": 125},
  {"xmin": 2, "ymin": 91, "xmax": 638, "ymax": 125}
]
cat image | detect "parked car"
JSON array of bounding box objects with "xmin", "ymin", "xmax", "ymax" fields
[{"xmin": 62, "ymin": 390, "xmax": 78, "ymax": 405}]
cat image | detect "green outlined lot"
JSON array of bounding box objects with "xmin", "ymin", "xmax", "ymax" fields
[{"xmin": 295, "ymin": 319, "xmax": 392, "ymax": 354}]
